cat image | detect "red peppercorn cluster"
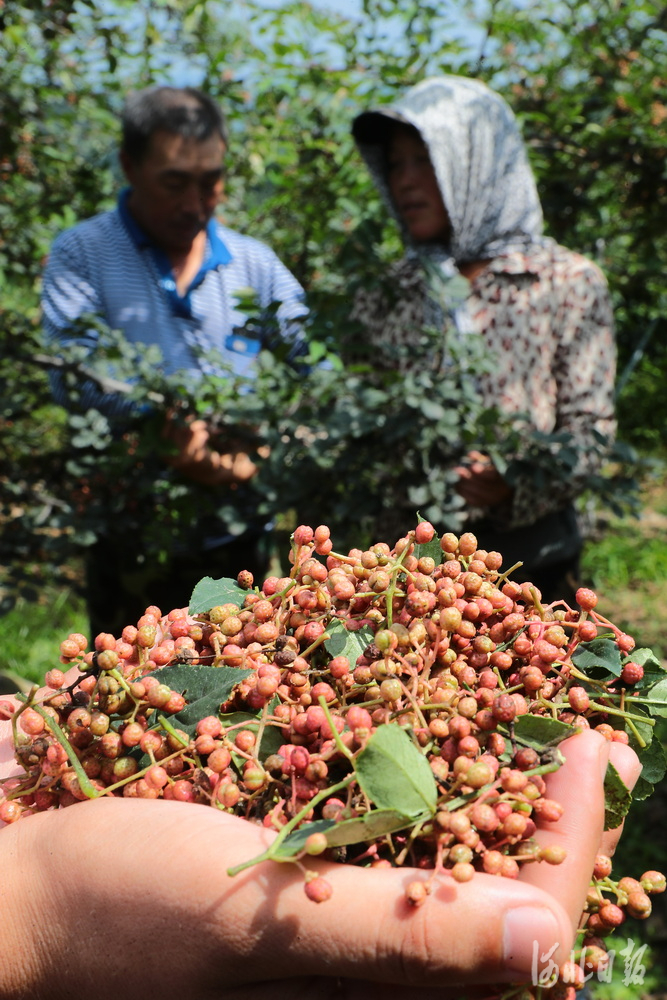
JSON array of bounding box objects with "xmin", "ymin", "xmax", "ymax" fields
[{"xmin": 1, "ymin": 521, "xmax": 664, "ymax": 997}]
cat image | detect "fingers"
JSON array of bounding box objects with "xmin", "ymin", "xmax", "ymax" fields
[
  {"xmin": 0, "ymin": 665, "xmax": 84, "ymax": 790},
  {"xmin": 218, "ymin": 824, "xmax": 577, "ymax": 992},
  {"xmin": 607, "ymin": 740, "xmax": 642, "ymax": 789},
  {"xmin": 518, "ymin": 730, "xmax": 609, "ymax": 935},
  {"xmin": 225, "ymin": 451, "xmax": 259, "ymax": 482},
  {"xmin": 454, "ymin": 465, "xmax": 512, "ymax": 507},
  {"xmin": 456, "ymin": 450, "xmax": 491, "ymax": 467},
  {"xmin": 169, "ymin": 442, "xmax": 257, "ymax": 486},
  {"xmin": 260, "ymin": 855, "xmax": 576, "ymax": 990},
  {"xmin": 161, "ymin": 412, "xmax": 262, "ymax": 485},
  {"xmin": 1, "ymin": 733, "xmax": 645, "ymax": 999},
  {"xmin": 7, "ymin": 797, "xmax": 577, "ymax": 999},
  {"xmin": 193, "ymin": 449, "xmax": 258, "ymax": 485},
  {"xmin": 207, "ymin": 808, "xmax": 577, "ymax": 992},
  {"xmin": 0, "ymin": 700, "xmax": 21, "ymax": 782},
  {"xmin": 162, "ymin": 414, "xmax": 208, "ymax": 446}
]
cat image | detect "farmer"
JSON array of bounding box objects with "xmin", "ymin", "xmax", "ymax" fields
[
  {"xmin": 351, "ymin": 76, "xmax": 616, "ymax": 603},
  {"xmin": 42, "ymin": 85, "xmax": 306, "ymax": 636},
  {"xmin": 0, "ymin": 686, "xmax": 641, "ymax": 998}
]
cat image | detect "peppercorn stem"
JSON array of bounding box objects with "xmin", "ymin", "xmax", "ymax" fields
[
  {"xmin": 227, "ymin": 773, "xmax": 355, "ymax": 876},
  {"xmin": 317, "ymin": 695, "xmax": 354, "ymax": 761},
  {"xmin": 384, "ymin": 546, "xmax": 412, "ymax": 628},
  {"xmin": 28, "ymin": 701, "xmax": 101, "ymax": 799},
  {"xmin": 253, "ymin": 701, "xmax": 271, "ymax": 760},
  {"xmin": 587, "ymin": 699, "xmax": 655, "ymax": 727},
  {"xmin": 157, "ymin": 714, "xmax": 190, "ymax": 746}
]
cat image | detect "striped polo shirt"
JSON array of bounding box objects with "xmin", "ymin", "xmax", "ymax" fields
[{"xmin": 42, "ymin": 190, "xmax": 306, "ymax": 416}]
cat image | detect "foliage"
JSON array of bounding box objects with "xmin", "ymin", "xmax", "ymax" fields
[
  {"xmin": 581, "ymin": 465, "xmax": 667, "ymax": 662},
  {"xmin": 0, "ymin": 587, "xmax": 87, "ymax": 691},
  {"xmin": 1, "ymin": 0, "xmax": 666, "ymax": 606},
  {"xmin": 5, "ymin": 294, "xmax": 631, "ymax": 577}
]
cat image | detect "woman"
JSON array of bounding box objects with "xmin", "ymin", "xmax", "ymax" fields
[{"xmin": 351, "ymin": 76, "xmax": 616, "ymax": 603}]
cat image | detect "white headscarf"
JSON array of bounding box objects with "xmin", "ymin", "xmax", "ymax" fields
[{"xmin": 352, "ymin": 75, "xmax": 550, "ymax": 266}]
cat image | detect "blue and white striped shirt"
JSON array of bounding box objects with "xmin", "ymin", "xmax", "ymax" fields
[{"xmin": 42, "ymin": 190, "xmax": 306, "ymax": 416}]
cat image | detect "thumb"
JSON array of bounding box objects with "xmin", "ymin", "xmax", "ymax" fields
[{"xmin": 225, "ymin": 828, "xmax": 577, "ymax": 990}]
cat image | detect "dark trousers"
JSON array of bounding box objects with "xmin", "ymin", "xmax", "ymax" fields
[
  {"xmin": 469, "ymin": 505, "xmax": 582, "ymax": 606},
  {"xmin": 495, "ymin": 552, "xmax": 581, "ymax": 607},
  {"xmin": 85, "ymin": 532, "xmax": 270, "ymax": 639}
]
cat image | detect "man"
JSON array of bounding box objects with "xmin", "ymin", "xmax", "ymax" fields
[{"xmin": 42, "ymin": 86, "xmax": 306, "ymax": 636}]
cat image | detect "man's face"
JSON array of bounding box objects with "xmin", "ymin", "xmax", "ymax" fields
[
  {"xmin": 386, "ymin": 125, "xmax": 451, "ymax": 244},
  {"xmin": 121, "ymin": 129, "xmax": 226, "ymax": 254}
]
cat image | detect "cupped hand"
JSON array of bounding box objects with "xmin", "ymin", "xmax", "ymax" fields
[
  {"xmin": 454, "ymin": 450, "xmax": 513, "ymax": 508},
  {"xmin": 0, "ymin": 728, "xmax": 641, "ymax": 1000},
  {"xmin": 162, "ymin": 415, "xmax": 264, "ymax": 486}
]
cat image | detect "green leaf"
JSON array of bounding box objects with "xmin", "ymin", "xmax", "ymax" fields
[
  {"xmin": 414, "ymin": 517, "xmax": 443, "ymax": 564},
  {"xmin": 219, "ymin": 707, "xmax": 285, "ymax": 761},
  {"xmin": 643, "ymin": 678, "xmax": 667, "ymax": 717},
  {"xmin": 631, "ymin": 775, "xmax": 655, "ymax": 802},
  {"xmin": 631, "ymin": 648, "xmax": 665, "ymax": 672},
  {"xmin": 624, "ymin": 704, "xmax": 654, "ymax": 748},
  {"xmin": 634, "ymin": 732, "xmax": 667, "ymax": 785},
  {"xmin": 324, "ymin": 617, "xmax": 375, "ymax": 662},
  {"xmin": 355, "ymin": 724, "xmax": 437, "ymax": 816},
  {"xmin": 41, "ymin": 146, "xmax": 70, "ymax": 161},
  {"xmin": 512, "ymin": 714, "xmax": 577, "ymax": 749},
  {"xmin": 604, "ymin": 759, "xmax": 633, "ymax": 830},
  {"xmin": 149, "ymin": 664, "xmax": 253, "ymax": 735},
  {"xmin": 418, "ymin": 398, "xmax": 446, "ymax": 420},
  {"xmin": 571, "ymin": 638, "xmax": 623, "ymax": 678},
  {"xmin": 324, "ymin": 808, "xmax": 423, "ymax": 846},
  {"xmin": 188, "ymin": 576, "xmax": 247, "ymax": 614},
  {"xmin": 620, "ymin": 648, "xmax": 666, "ymax": 691},
  {"xmin": 271, "ymin": 809, "xmax": 422, "ymax": 859},
  {"xmin": 269, "ymin": 818, "xmax": 337, "ymax": 859}
]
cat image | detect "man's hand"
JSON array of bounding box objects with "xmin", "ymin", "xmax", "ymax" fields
[
  {"xmin": 0, "ymin": 722, "xmax": 641, "ymax": 1000},
  {"xmin": 454, "ymin": 449, "xmax": 513, "ymax": 508},
  {"xmin": 163, "ymin": 415, "xmax": 266, "ymax": 486}
]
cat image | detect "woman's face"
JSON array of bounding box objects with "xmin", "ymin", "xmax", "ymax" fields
[{"xmin": 386, "ymin": 125, "xmax": 451, "ymax": 244}]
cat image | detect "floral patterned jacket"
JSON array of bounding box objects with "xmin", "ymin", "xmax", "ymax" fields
[{"xmin": 351, "ymin": 242, "xmax": 616, "ymax": 531}]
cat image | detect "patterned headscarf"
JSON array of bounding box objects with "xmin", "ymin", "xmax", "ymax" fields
[{"xmin": 352, "ymin": 75, "xmax": 549, "ymax": 265}]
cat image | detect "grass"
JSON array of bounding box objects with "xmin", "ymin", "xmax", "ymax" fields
[
  {"xmin": 591, "ymin": 932, "xmax": 667, "ymax": 1000},
  {"xmin": 580, "ymin": 466, "xmax": 667, "ymax": 998},
  {"xmin": 581, "ymin": 466, "xmax": 667, "ymax": 662},
  {"xmin": 0, "ymin": 584, "xmax": 88, "ymax": 692}
]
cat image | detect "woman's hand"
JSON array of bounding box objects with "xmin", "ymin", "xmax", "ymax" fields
[
  {"xmin": 454, "ymin": 450, "xmax": 513, "ymax": 509},
  {"xmin": 0, "ymin": 725, "xmax": 641, "ymax": 1000}
]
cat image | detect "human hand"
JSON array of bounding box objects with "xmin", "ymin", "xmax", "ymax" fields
[
  {"xmin": 162, "ymin": 415, "xmax": 266, "ymax": 486},
  {"xmin": 454, "ymin": 450, "xmax": 513, "ymax": 508},
  {"xmin": 0, "ymin": 725, "xmax": 640, "ymax": 1000}
]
